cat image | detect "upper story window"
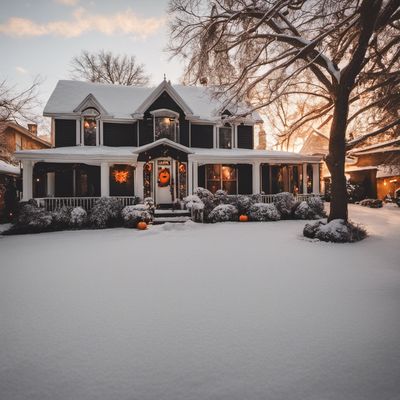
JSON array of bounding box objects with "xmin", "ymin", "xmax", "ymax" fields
[
  {"xmin": 219, "ymin": 124, "xmax": 232, "ymax": 149},
  {"xmin": 82, "ymin": 107, "xmax": 99, "ymax": 146},
  {"xmin": 151, "ymin": 109, "xmax": 180, "ymax": 142}
]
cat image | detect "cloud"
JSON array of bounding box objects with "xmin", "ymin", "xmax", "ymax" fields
[
  {"xmin": 16, "ymin": 66, "xmax": 28, "ymax": 74},
  {"xmin": 55, "ymin": 0, "xmax": 79, "ymax": 5},
  {"xmin": 0, "ymin": 8, "xmax": 165, "ymax": 39}
]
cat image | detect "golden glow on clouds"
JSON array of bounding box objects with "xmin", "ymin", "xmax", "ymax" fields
[{"xmin": 0, "ymin": 7, "xmax": 165, "ymax": 38}]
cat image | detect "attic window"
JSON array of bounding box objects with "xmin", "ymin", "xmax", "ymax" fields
[
  {"xmin": 152, "ymin": 109, "xmax": 180, "ymax": 142},
  {"xmin": 219, "ymin": 124, "xmax": 232, "ymax": 149},
  {"xmin": 82, "ymin": 108, "xmax": 99, "ymax": 146}
]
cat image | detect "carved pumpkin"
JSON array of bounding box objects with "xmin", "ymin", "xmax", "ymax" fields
[
  {"xmin": 239, "ymin": 215, "xmax": 248, "ymax": 222},
  {"xmin": 137, "ymin": 221, "xmax": 148, "ymax": 230},
  {"xmin": 158, "ymin": 168, "xmax": 170, "ymax": 186}
]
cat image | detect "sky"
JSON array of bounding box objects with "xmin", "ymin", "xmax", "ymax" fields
[{"xmin": 0, "ymin": 0, "xmax": 184, "ymax": 133}]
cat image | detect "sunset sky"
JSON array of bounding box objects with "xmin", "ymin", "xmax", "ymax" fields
[{"xmin": 0, "ymin": 0, "xmax": 183, "ymax": 132}]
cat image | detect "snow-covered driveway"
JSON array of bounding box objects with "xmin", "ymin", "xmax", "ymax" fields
[{"xmin": 1, "ymin": 204, "xmax": 400, "ymax": 400}]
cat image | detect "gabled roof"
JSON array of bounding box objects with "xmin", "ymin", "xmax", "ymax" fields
[
  {"xmin": 43, "ymin": 80, "xmax": 262, "ymax": 123},
  {"xmin": 299, "ymin": 128, "xmax": 329, "ymax": 155},
  {"xmin": 0, "ymin": 122, "xmax": 51, "ymax": 147},
  {"xmin": 349, "ymin": 138, "xmax": 400, "ymax": 155},
  {"xmin": 134, "ymin": 138, "xmax": 193, "ymax": 154},
  {"xmin": 73, "ymin": 93, "xmax": 110, "ymax": 116}
]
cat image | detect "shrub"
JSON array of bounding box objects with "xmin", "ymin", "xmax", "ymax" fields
[
  {"xmin": 274, "ymin": 192, "xmax": 295, "ymax": 218},
  {"xmin": 208, "ymin": 204, "xmax": 238, "ymax": 223},
  {"xmin": 121, "ymin": 205, "xmax": 152, "ymax": 228},
  {"xmin": 193, "ymin": 187, "xmax": 215, "ymax": 217},
  {"xmin": 235, "ymin": 195, "xmax": 254, "ymax": 215},
  {"xmin": 359, "ymin": 198, "xmax": 383, "ymax": 208},
  {"xmin": 293, "ymin": 201, "xmax": 318, "ymax": 220},
  {"xmin": 143, "ymin": 197, "xmax": 155, "ymax": 215},
  {"xmin": 214, "ymin": 190, "xmax": 228, "ymax": 205},
  {"xmin": 70, "ymin": 207, "xmax": 87, "ymax": 228},
  {"xmin": 303, "ymin": 219, "xmax": 367, "ymax": 243},
  {"xmin": 183, "ymin": 194, "xmax": 203, "ymax": 211},
  {"xmin": 89, "ymin": 197, "xmax": 123, "ymax": 229},
  {"xmin": 307, "ymin": 196, "xmax": 326, "ymax": 217},
  {"xmin": 52, "ymin": 206, "xmax": 73, "ymax": 229},
  {"xmin": 249, "ymin": 203, "xmax": 281, "ymax": 221}
]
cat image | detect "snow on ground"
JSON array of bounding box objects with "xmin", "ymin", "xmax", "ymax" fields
[{"xmin": 0, "ymin": 204, "xmax": 400, "ymax": 400}]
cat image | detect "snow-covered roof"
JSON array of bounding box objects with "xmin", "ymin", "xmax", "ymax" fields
[
  {"xmin": 350, "ymin": 138, "xmax": 400, "ymax": 155},
  {"xmin": 377, "ymin": 165, "xmax": 400, "ymax": 179},
  {"xmin": 134, "ymin": 138, "xmax": 194, "ymax": 155},
  {"xmin": 43, "ymin": 80, "xmax": 262, "ymax": 123},
  {"xmin": 0, "ymin": 159, "xmax": 20, "ymax": 175}
]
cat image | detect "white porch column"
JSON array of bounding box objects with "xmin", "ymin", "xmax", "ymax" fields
[
  {"xmin": 302, "ymin": 163, "xmax": 308, "ymax": 194},
  {"xmin": 135, "ymin": 162, "xmax": 144, "ymax": 200},
  {"xmin": 193, "ymin": 161, "xmax": 198, "ymax": 190},
  {"xmin": 22, "ymin": 160, "xmax": 34, "ymax": 201},
  {"xmin": 312, "ymin": 163, "xmax": 320, "ymax": 194},
  {"xmin": 188, "ymin": 160, "xmax": 193, "ymax": 194},
  {"xmin": 46, "ymin": 172, "xmax": 55, "ymax": 197},
  {"xmin": 100, "ymin": 162, "xmax": 110, "ymax": 197},
  {"xmin": 252, "ymin": 161, "xmax": 261, "ymax": 194},
  {"xmin": 76, "ymin": 119, "xmax": 81, "ymax": 145}
]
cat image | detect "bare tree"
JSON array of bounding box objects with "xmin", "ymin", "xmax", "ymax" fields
[
  {"xmin": 71, "ymin": 50, "xmax": 150, "ymax": 86},
  {"xmin": 168, "ymin": 0, "xmax": 400, "ymax": 222},
  {"xmin": 0, "ymin": 77, "xmax": 41, "ymax": 123}
]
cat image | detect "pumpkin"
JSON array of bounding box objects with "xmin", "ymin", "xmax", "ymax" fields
[
  {"xmin": 137, "ymin": 221, "xmax": 148, "ymax": 230},
  {"xmin": 239, "ymin": 215, "xmax": 248, "ymax": 222},
  {"xmin": 158, "ymin": 168, "xmax": 170, "ymax": 186}
]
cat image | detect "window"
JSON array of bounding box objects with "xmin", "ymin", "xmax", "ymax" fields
[
  {"xmin": 15, "ymin": 134, "xmax": 22, "ymax": 151},
  {"xmin": 154, "ymin": 116, "xmax": 179, "ymax": 142},
  {"xmin": 206, "ymin": 164, "xmax": 237, "ymax": 194},
  {"xmin": 82, "ymin": 107, "xmax": 99, "ymax": 146},
  {"xmin": 219, "ymin": 125, "xmax": 232, "ymax": 149}
]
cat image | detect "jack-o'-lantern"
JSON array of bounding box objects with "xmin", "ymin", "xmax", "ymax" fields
[
  {"xmin": 158, "ymin": 168, "xmax": 170, "ymax": 186},
  {"xmin": 239, "ymin": 215, "xmax": 248, "ymax": 222},
  {"xmin": 137, "ymin": 221, "xmax": 147, "ymax": 230}
]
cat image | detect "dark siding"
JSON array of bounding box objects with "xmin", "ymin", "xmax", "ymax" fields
[
  {"xmin": 261, "ymin": 164, "xmax": 270, "ymax": 193},
  {"xmin": 237, "ymin": 125, "xmax": 254, "ymax": 149},
  {"xmin": 191, "ymin": 124, "xmax": 214, "ymax": 148},
  {"xmin": 237, "ymin": 164, "xmax": 253, "ymax": 194},
  {"xmin": 103, "ymin": 122, "xmax": 137, "ymax": 146},
  {"xmin": 55, "ymin": 119, "xmax": 76, "ymax": 147},
  {"xmin": 141, "ymin": 91, "xmax": 189, "ymax": 147},
  {"xmin": 198, "ymin": 165, "xmax": 206, "ymax": 188}
]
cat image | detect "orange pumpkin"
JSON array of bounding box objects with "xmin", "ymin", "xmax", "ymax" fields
[
  {"xmin": 137, "ymin": 221, "xmax": 148, "ymax": 230},
  {"xmin": 239, "ymin": 215, "xmax": 248, "ymax": 222},
  {"xmin": 158, "ymin": 168, "xmax": 170, "ymax": 185}
]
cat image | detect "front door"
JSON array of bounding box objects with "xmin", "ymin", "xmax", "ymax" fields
[{"xmin": 156, "ymin": 159, "xmax": 172, "ymax": 204}]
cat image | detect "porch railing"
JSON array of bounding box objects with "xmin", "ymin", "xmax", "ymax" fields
[
  {"xmin": 259, "ymin": 193, "xmax": 320, "ymax": 204},
  {"xmin": 35, "ymin": 196, "xmax": 137, "ymax": 212}
]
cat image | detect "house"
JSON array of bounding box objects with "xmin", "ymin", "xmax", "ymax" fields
[
  {"xmin": 0, "ymin": 122, "xmax": 51, "ymax": 220},
  {"xmin": 15, "ymin": 79, "xmax": 321, "ymax": 209}
]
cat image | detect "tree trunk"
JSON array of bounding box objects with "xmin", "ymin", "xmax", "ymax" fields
[{"xmin": 326, "ymin": 87, "xmax": 351, "ymax": 222}]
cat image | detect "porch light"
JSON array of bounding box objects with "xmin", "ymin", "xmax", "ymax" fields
[{"xmin": 113, "ymin": 170, "xmax": 129, "ymax": 184}]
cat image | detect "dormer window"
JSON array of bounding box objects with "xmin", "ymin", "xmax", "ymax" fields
[
  {"xmin": 151, "ymin": 109, "xmax": 180, "ymax": 142},
  {"xmin": 82, "ymin": 107, "xmax": 99, "ymax": 146},
  {"xmin": 219, "ymin": 124, "xmax": 232, "ymax": 149}
]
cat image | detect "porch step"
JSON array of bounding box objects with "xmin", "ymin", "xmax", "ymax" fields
[{"xmin": 153, "ymin": 209, "xmax": 191, "ymax": 225}]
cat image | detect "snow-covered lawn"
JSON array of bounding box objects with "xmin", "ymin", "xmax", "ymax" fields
[{"xmin": 1, "ymin": 204, "xmax": 400, "ymax": 400}]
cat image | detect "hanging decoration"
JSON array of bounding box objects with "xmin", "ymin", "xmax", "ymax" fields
[
  {"xmin": 158, "ymin": 168, "xmax": 170, "ymax": 187},
  {"xmin": 113, "ymin": 169, "xmax": 129, "ymax": 184}
]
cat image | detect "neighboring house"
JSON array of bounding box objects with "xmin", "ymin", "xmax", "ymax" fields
[
  {"xmin": 15, "ymin": 79, "xmax": 321, "ymax": 208},
  {"xmin": 0, "ymin": 122, "xmax": 51, "ymax": 220}
]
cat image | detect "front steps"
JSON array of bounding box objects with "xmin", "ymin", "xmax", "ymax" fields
[{"xmin": 153, "ymin": 209, "xmax": 191, "ymax": 225}]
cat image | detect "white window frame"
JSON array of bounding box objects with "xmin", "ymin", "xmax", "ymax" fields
[
  {"xmin": 81, "ymin": 108, "xmax": 100, "ymax": 147},
  {"xmin": 151, "ymin": 109, "xmax": 180, "ymax": 143},
  {"xmin": 218, "ymin": 124, "xmax": 233, "ymax": 149}
]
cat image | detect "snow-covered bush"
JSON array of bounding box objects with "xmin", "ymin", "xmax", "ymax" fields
[
  {"xmin": 235, "ymin": 195, "xmax": 254, "ymax": 215},
  {"xmin": 359, "ymin": 198, "xmax": 383, "ymax": 208},
  {"xmin": 5, "ymin": 202, "xmax": 54, "ymax": 234},
  {"xmin": 208, "ymin": 204, "xmax": 238, "ymax": 223},
  {"xmin": 183, "ymin": 195, "xmax": 203, "ymax": 211},
  {"xmin": 293, "ymin": 201, "xmax": 318, "ymax": 220},
  {"xmin": 307, "ymin": 196, "xmax": 326, "ymax": 217},
  {"xmin": 214, "ymin": 190, "xmax": 228, "ymax": 205},
  {"xmin": 70, "ymin": 207, "xmax": 87, "ymax": 228},
  {"xmin": 274, "ymin": 192, "xmax": 295, "ymax": 218},
  {"xmin": 249, "ymin": 203, "xmax": 281, "ymax": 221},
  {"xmin": 303, "ymin": 219, "xmax": 367, "ymax": 243},
  {"xmin": 52, "ymin": 206, "xmax": 73, "ymax": 229},
  {"xmin": 143, "ymin": 197, "xmax": 155, "ymax": 215},
  {"xmin": 89, "ymin": 197, "xmax": 123, "ymax": 229},
  {"xmin": 193, "ymin": 187, "xmax": 215, "ymax": 217},
  {"xmin": 121, "ymin": 205, "xmax": 152, "ymax": 228}
]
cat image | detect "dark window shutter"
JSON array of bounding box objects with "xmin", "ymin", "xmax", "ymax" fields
[
  {"xmin": 237, "ymin": 125, "xmax": 254, "ymax": 149},
  {"xmin": 198, "ymin": 165, "xmax": 206, "ymax": 188},
  {"xmin": 190, "ymin": 124, "xmax": 214, "ymax": 148},
  {"xmin": 261, "ymin": 164, "xmax": 270, "ymax": 194},
  {"xmin": 237, "ymin": 164, "xmax": 253, "ymax": 194},
  {"xmin": 55, "ymin": 119, "xmax": 76, "ymax": 147}
]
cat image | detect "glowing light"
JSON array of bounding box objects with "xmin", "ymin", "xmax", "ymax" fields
[{"xmin": 113, "ymin": 170, "xmax": 129, "ymax": 184}]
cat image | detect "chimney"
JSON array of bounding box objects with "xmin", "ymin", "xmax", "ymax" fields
[
  {"xmin": 27, "ymin": 124, "xmax": 37, "ymax": 136},
  {"xmin": 200, "ymin": 77, "xmax": 208, "ymax": 86}
]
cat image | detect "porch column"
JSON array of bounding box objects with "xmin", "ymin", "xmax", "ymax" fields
[
  {"xmin": 302, "ymin": 163, "xmax": 308, "ymax": 194},
  {"xmin": 193, "ymin": 161, "xmax": 198, "ymax": 190},
  {"xmin": 46, "ymin": 172, "xmax": 55, "ymax": 197},
  {"xmin": 135, "ymin": 162, "xmax": 144, "ymax": 200},
  {"xmin": 312, "ymin": 163, "xmax": 320, "ymax": 194},
  {"xmin": 188, "ymin": 161, "xmax": 193, "ymax": 194},
  {"xmin": 22, "ymin": 160, "xmax": 34, "ymax": 201},
  {"xmin": 252, "ymin": 161, "xmax": 261, "ymax": 194},
  {"xmin": 100, "ymin": 162, "xmax": 110, "ymax": 197}
]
